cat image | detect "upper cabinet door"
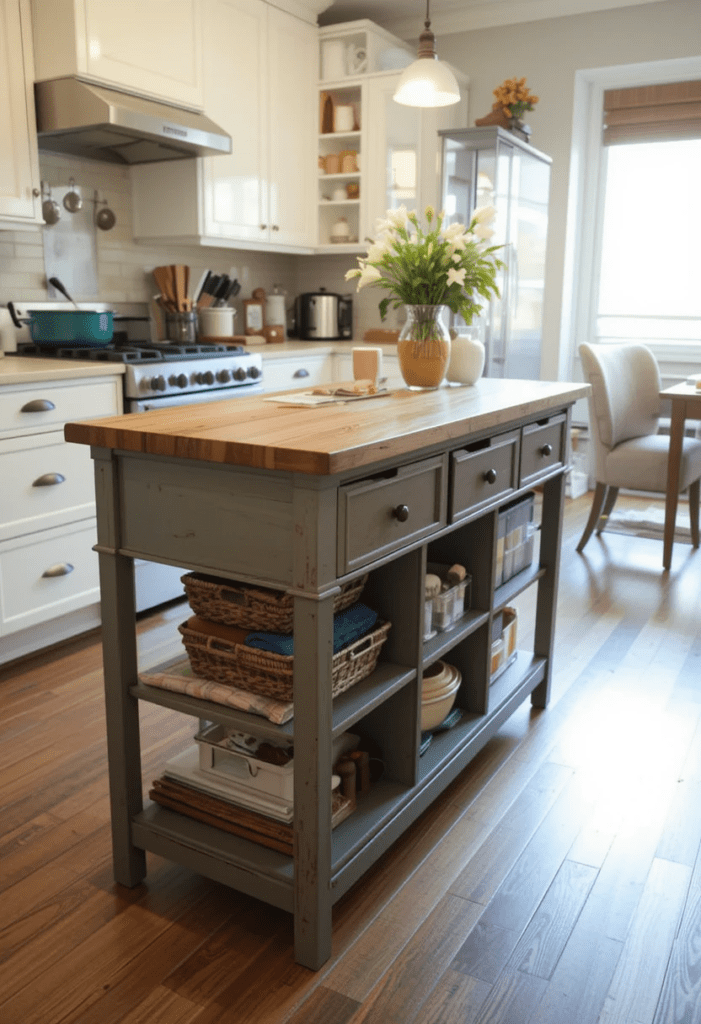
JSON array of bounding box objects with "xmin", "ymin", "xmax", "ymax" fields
[
  {"xmin": 31, "ymin": 0, "xmax": 204, "ymax": 109},
  {"xmin": 0, "ymin": 0, "xmax": 41, "ymax": 225},
  {"xmin": 201, "ymin": 0, "xmax": 268, "ymax": 241},
  {"xmin": 266, "ymin": 5, "xmax": 316, "ymax": 247}
]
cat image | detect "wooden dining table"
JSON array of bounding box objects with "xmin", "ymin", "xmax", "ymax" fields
[{"xmin": 661, "ymin": 382, "xmax": 701, "ymax": 569}]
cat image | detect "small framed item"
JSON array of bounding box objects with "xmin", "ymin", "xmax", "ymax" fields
[{"xmin": 243, "ymin": 296, "xmax": 264, "ymax": 336}]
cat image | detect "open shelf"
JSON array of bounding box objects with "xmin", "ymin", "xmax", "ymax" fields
[
  {"xmin": 422, "ymin": 608, "xmax": 489, "ymax": 665},
  {"xmin": 132, "ymin": 802, "xmax": 294, "ymax": 908},
  {"xmin": 132, "ymin": 659, "xmax": 415, "ymax": 742}
]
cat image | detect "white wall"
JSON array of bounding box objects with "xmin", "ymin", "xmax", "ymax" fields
[
  {"xmin": 438, "ymin": 0, "xmax": 701, "ymax": 380},
  {"xmin": 3, "ymin": 1, "xmax": 700, "ymax": 358}
]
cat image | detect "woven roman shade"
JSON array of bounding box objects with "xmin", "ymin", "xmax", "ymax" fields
[{"xmin": 603, "ymin": 80, "xmax": 701, "ymax": 144}]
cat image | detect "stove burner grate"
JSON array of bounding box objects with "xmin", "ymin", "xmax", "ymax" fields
[{"xmin": 17, "ymin": 342, "xmax": 244, "ymax": 363}]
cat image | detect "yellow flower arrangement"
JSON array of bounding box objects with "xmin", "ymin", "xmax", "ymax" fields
[{"xmin": 493, "ymin": 77, "xmax": 539, "ymax": 120}]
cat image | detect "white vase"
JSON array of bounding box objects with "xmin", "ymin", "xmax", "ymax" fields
[{"xmin": 446, "ymin": 327, "xmax": 485, "ymax": 385}]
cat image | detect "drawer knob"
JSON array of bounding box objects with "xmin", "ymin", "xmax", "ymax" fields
[
  {"xmin": 392, "ymin": 503, "xmax": 410, "ymax": 523},
  {"xmin": 293, "ymin": 368, "xmax": 310, "ymax": 378},
  {"xmin": 540, "ymin": 443, "xmax": 553, "ymax": 457},
  {"xmin": 21, "ymin": 398, "xmax": 56, "ymax": 413},
  {"xmin": 42, "ymin": 562, "xmax": 74, "ymax": 578},
  {"xmin": 483, "ymin": 468, "xmax": 498, "ymax": 485},
  {"xmin": 33, "ymin": 472, "xmax": 66, "ymax": 487}
]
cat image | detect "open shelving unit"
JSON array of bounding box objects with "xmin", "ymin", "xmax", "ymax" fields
[{"xmin": 81, "ymin": 383, "xmax": 581, "ymax": 972}]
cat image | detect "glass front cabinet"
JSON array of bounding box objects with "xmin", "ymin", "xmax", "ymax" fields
[{"xmin": 439, "ymin": 127, "xmax": 551, "ymax": 380}]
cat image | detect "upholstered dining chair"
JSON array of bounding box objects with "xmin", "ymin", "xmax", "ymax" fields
[{"xmin": 576, "ymin": 342, "xmax": 701, "ymax": 553}]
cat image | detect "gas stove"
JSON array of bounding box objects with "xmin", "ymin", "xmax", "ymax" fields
[{"xmin": 16, "ymin": 340, "xmax": 264, "ymax": 405}]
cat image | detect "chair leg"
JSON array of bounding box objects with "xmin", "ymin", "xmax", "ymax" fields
[
  {"xmin": 596, "ymin": 486, "xmax": 619, "ymax": 535},
  {"xmin": 689, "ymin": 478, "xmax": 700, "ymax": 548},
  {"xmin": 577, "ymin": 482, "xmax": 608, "ymax": 553}
]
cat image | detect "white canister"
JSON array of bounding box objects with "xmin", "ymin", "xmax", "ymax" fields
[
  {"xmin": 333, "ymin": 105, "xmax": 354, "ymax": 133},
  {"xmin": 198, "ymin": 307, "xmax": 235, "ymax": 339},
  {"xmin": 446, "ymin": 328, "xmax": 485, "ymax": 386},
  {"xmin": 265, "ymin": 293, "xmax": 286, "ymax": 327},
  {"xmin": 321, "ymin": 39, "xmax": 346, "ymax": 81}
]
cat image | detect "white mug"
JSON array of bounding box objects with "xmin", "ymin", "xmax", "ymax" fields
[{"xmin": 198, "ymin": 307, "xmax": 235, "ymax": 339}]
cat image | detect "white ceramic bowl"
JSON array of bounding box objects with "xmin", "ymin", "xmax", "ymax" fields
[
  {"xmin": 422, "ymin": 660, "xmax": 453, "ymax": 691},
  {"xmin": 421, "ymin": 675, "xmax": 461, "ymax": 731}
]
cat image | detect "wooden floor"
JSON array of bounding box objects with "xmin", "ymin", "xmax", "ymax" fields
[{"xmin": 2, "ymin": 492, "xmax": 701, "ymax": 1024}]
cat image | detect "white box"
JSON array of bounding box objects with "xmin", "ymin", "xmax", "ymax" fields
[{"xmin": 195, "ymin": 725, "xmax": 359, "ymax": 803}]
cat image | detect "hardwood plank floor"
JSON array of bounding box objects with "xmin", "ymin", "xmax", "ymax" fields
[{"xmin": 2, "ymin": 492, "xmax": 701, "ymax": 1024}]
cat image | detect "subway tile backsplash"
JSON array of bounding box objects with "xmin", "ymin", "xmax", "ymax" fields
[{"xmin": 0, "ymin": 151, "xmax": 394, "ymax": 341}]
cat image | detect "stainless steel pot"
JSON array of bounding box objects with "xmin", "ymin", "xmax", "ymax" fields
[{"xmin": 296, "ymin": 289, "xmax": 352, "ymax": 340}]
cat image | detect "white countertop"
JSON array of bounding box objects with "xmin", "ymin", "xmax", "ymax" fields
[
  {"xmin": 0, "ymin": 355, "xmax": 126, "ymax": 385},
  {"xmin": 0, "ymin": 341, "xmax": 397, "ymax": 386}
]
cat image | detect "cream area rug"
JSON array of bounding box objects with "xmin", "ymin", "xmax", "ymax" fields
[{"xmin": 604, "ymin": 504, "xmax": 692, "ymax": 540}]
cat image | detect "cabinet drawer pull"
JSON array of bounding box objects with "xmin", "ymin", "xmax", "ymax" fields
[
  {"xmin": 42, "ymin": 562, "xmax": 74, "ymax": 578},
  {"xmin": 392, "ymin": 503, "xmax": 410, "ymax": 522},
  {"xmin": 483, "ymin": 468, "xmax": 498, "ymax": 484},
  {"xmin": 540, "ymin": 443, "xmax": 553, "ymax": 457},
  {"xmin": 293, "ymin": 368, "xmax": 310, "ymax": 378},
  {"xmin": 260, "ymin": 223, "xmax": 267, "ymax": 230},
  {"xmin": 32, "ymin": 472, "xmax": 66, "ymax": 487},
  {"xmin": 21, "ymin": 398, "xmax": 56, "ymax": 413},
  {"xmin": 272, "ymin": 224, "xmax": 280, "ymax": 232}
]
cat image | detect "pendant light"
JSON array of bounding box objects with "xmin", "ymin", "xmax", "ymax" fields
[{"xmin": 393, "ymin": 0, "xmax": 460, "ymax": 108}]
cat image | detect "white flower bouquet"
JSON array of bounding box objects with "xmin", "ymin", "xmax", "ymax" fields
[{"xmin": 345, "ymin": 204, "xmax": 503, "ymax": 325}]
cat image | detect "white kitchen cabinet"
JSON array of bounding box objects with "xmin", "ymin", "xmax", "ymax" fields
[
  {"xmin": 0, "ymin": 0, "xmax": 42, "ymax": 227},
  {"xmin": 316, "ymin": 20, "xmax": 467, "ymax": 252},
  {"xmin": 0, "ymin": 372, "xmax": 122, "ymax": 662},
  {"xmin": 263, "ymin": 350, "xmax": 335, "ymax": 392},
  {"xmin": 132, "ymin": 0, "xmax": 317, "ymax": 252},
  {"xmin": 31, "ymin": 0, "xmax": 204, "ymax": 110}
]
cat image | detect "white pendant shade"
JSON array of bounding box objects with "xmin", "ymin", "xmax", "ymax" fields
[{"xmin": 393, "ymin": 57, "xmax": 461, "ymax": 108}]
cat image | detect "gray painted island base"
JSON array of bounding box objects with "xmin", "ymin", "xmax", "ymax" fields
[{"xmin": 79, "ymin": 384, "xmax": 583, "ymax": 970}]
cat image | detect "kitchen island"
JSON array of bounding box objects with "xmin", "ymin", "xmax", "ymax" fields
[{"xmin": 65, "ymin": 377, "xmax": 588, "ymax": 970}]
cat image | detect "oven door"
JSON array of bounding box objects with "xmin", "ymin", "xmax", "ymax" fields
[{"xmin": 127, "ymin": 382, "xmax": 263, "ymax": 413}]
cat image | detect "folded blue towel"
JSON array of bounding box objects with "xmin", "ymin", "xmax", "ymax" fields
[{"xmin": 245, "ymin": 602, "xmax": 378, "ymax": 656}]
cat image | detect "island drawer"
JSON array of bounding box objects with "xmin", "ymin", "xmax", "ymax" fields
[
  {"xmin": 520, "ymin": 415, "xmax": 566, "ymax": 487},
  {"xmin": 449, "ymin": 430, "xmax": 519, "ymax": 523},
  {"xmin": 337, "ymin": 455, "xmax": 447, "ymax": 573}
]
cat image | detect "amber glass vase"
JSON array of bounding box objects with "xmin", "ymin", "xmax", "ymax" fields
[{"xmin": 397, "ymin": 305, "xmax": 451, "ymax": 390}]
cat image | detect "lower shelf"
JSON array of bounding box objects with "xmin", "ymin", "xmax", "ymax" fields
[{"xmin": 131, "ymin": 653, "xmax": 547, "ymax": 915}]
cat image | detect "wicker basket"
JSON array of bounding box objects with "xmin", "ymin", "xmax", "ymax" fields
[
  {"xmin": 178, "ymin": 619, "xmax": 391, "ymax": 702},
  {"xmin": 181, "ymin": 572, "xmax": 368, "ymax": 633}
]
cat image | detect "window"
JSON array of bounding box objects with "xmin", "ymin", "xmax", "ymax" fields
[
  {"xmin": 595, "ymin": 138, "xmax": 701, "ymax": 348},
  {"xmin": 564, "ymin": 58, "xmax": 701, "ymax": 387}
]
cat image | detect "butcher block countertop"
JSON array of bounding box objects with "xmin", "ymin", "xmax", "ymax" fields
[{"xmin": 65, "ymin": 378, "xmax": 589, "ymax": 477}]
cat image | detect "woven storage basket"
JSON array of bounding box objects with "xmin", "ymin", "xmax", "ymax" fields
[
  {"xmin": 181, "ymin": 572, "xmax": 368, "ymax": 632},
  {"xmin": 178, "ymin": 619, "xmax": 391, "ymax": 702}
]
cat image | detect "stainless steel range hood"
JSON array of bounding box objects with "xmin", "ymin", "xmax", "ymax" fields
[{"xmin": 34, "ymin": 78, "xmax": 232, "ymax": 164}]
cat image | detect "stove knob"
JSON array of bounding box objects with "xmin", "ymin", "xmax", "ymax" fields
[
  {"xmin": 234, "ymin": 367, "xmax": 247, "ymax": 381},
  {"xmin": 248, "ymin": 365, "xmax": 261, "ymax": 379},
  {"xmin": 169, "ymin": 373, "xmax": 188, "ymax": 388},
  {"xmin": 150, "ymin": 374, "xmax": 167, "ymax": 392},
  {"xmin": 202, "ymin": 370, "xmax": 215, "ymax": 385},
  {"xmin": 194, "ymin": 372, "xmax": 204, "ymax": 385},
  {"xmin": 216, "ymin": 369, "xmax": 231, "ymax": 383}
]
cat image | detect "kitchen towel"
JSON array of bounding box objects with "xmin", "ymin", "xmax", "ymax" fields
[{"xmin": 245, "ymin": 602, "xmax": 378, "ymax": 656}]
